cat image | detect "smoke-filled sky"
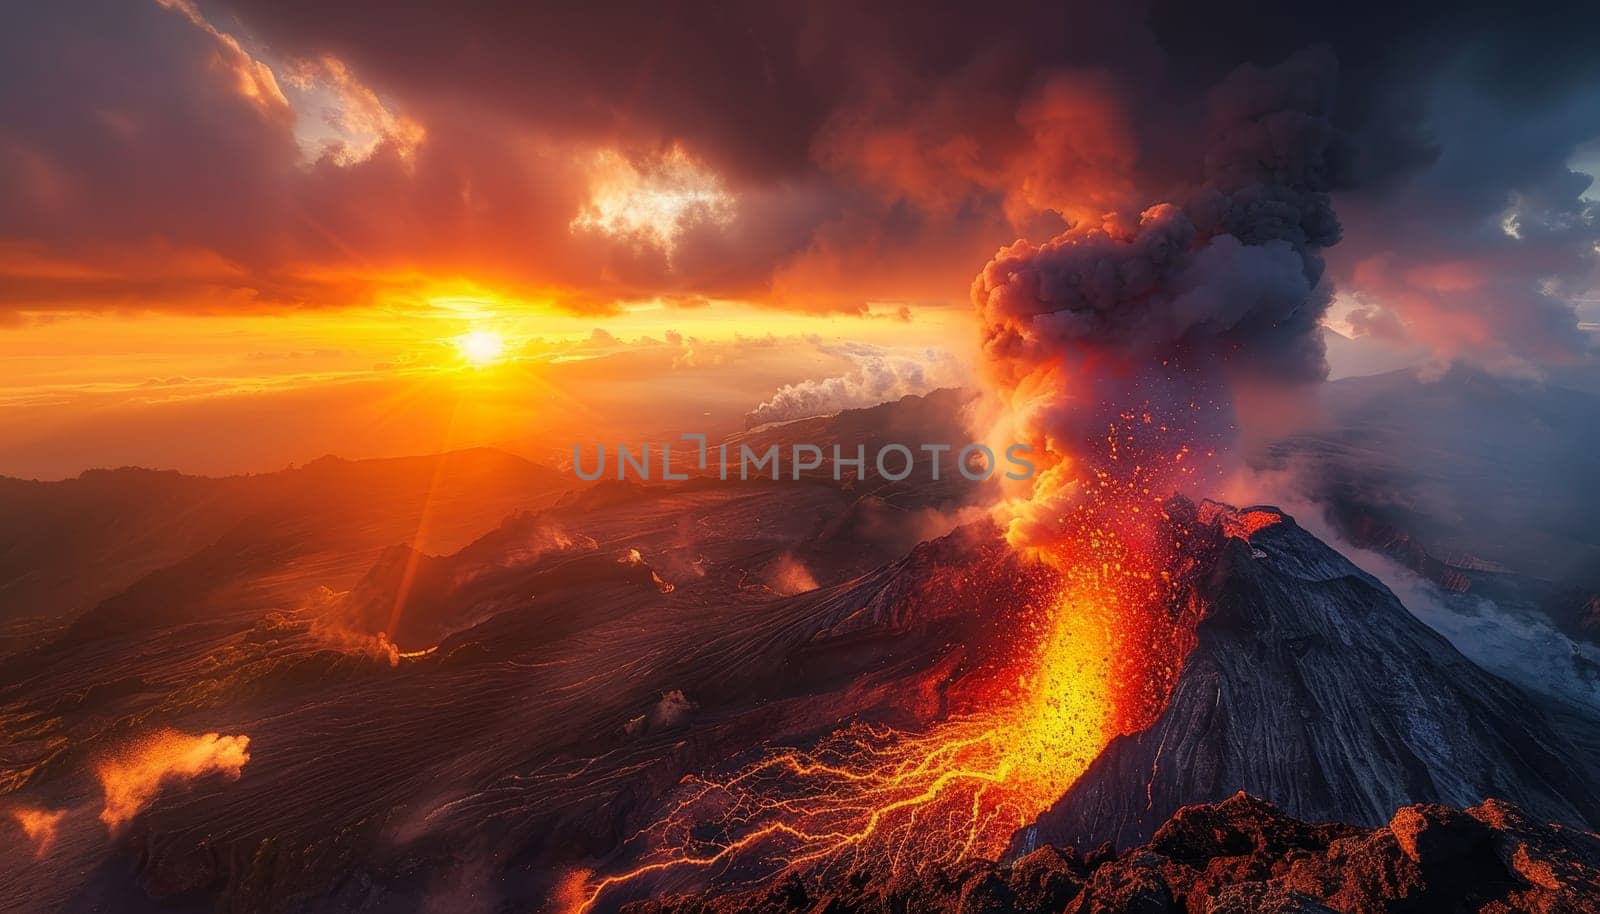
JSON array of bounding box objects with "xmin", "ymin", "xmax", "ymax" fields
[{"xmin": 2, "ymin": 0, "xmax": 1597, "ymax": 477}]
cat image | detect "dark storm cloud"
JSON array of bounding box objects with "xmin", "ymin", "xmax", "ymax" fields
[
  {"xmin": 212, "ymin": 0, "xmax": 1163, "ymax": 182},
  {"xmin": 202, "ymin": 0, "xmax": 1172, "ymax": 313},
  {"xmin": 1148, "ymin": 0, "xmax": 1600, "ymax": 368},
  {"xmin": 0, "ymin": 0, "xmax": 1163, "ymax": 315},
  {"xmin": 1335, "ymin": 72, "xmax": 1600, "ymax": 368},
  {"xmin": 0, "ymin": 0, "xmax": 1596, "ymax": 347},
  {"xmin": 0, "ymin": 0, "xmax": 613, "ymax": 312}
]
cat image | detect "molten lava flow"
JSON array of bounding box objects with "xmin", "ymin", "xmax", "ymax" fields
[
  {"xmin": 1202, "ymin": 503, "xmax": 1283, "ymax": 542},
  {"xmin": 567, "ymin": 412, "xmax": 1206, "ymax": 913}
]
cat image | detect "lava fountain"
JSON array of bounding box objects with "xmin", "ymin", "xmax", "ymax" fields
[{"xmin": 564, "ymin": 409, "xmax": 1212, "ymax": 913}]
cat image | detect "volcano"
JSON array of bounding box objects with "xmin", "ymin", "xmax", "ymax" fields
[
  {"xmin": 1024, "ymin": 500, "xmax": 1600, "ymax": 851},
  {"xmin": 568, "ymin": 498, "xmax": 1600, "ymax": 911}
]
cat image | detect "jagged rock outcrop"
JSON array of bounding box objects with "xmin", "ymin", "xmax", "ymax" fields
[
  {"xmin": 1026, "ymin": 503, "xmax": 1600, "ymax": 853},
  {"xmin": 626, "ymin": 793, "xmax": 1600, "ymax": 914}
]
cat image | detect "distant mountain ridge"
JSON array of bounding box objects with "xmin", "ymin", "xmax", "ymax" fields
[
  {"xmin": 1266, "ymin": 364, "xmax": 1600, "ymax": 587},
  {"xmin": 0, "ymin": 447, "xmax": 567, "ymax": 633}
]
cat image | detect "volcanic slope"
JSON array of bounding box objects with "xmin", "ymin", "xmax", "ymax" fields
[
  {"xmin": 0, "ymin": 473, "xmax": 1023, "ymax": 914},
  {"xmin": 5, "ymin": 483, "xmax": 1598, "ymax": 912},
  {"xmin": 1027, "ymin": 501, "xmax": 1600, "ymax": 853}
]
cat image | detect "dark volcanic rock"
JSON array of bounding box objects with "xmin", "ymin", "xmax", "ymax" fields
[
  {"xmin": 625, "ymin": 794, "xmax": 1600, "ymax": 914},
  {"xmin": 1026, "ymin": 503, "xmax": 1600, "ymax": 852}
]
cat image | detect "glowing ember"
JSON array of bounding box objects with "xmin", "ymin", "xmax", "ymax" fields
[
  {"xmin": 9, "ymin": 805, "xmax": 66, "ymax": 857},
  {"xmin": 97, "ymin": 730, "xmax": 251, "ymax": 831},
  {"xmin": 567, "ymin": 411, "xmax": 1207, "ymax": 912}
]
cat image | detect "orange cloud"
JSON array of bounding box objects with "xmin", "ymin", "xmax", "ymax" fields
[
  {"xmin": 154, "ymin": 0, "xmax": 291, "ymax": 114},
  {"xmin": 0, "ymin": 0, "xmax": 1168, "ymax": 321}
]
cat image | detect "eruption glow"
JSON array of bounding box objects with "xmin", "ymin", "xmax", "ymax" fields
[
  {"xmin": 566, "ymin": 411, "xmax": 1208, "ymax": 912},
  {"xmin": 569, "ymin": 48, "xmax": 1346, "ymax": 913}
]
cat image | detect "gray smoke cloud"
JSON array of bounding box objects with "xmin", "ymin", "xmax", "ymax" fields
[
  {"xmin": 973, "ymin": 48, "xmax": 1354, "ymax": 545},
  {"xmin": 976, "ymin": 47, "xmax": 1345, "ymax": 387}
]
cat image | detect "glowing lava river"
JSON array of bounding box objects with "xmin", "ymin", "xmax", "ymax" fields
[{"xmin": 565, "ymin": 417, "xmax": 1209, "ymax": 913}]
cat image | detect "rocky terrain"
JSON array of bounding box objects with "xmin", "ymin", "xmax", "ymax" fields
[
  {"xmin": 4, "ymin": 393, "xmax": 1600, "ymax": 912},
  {"xmin": 630, "ymin": 791, "xmax": 1600, "ymax": 914}
]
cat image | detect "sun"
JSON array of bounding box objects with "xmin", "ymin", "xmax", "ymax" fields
[{"xmin": 455, "ymin": 329, "xmax": 506, "ymax": 368}]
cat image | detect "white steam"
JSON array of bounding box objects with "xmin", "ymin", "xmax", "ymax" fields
[{"xmin": 745, "ymin": 342, "xmax": 966, "ymax": 426}]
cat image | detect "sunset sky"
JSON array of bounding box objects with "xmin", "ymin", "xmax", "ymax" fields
[{"xmin": 3, "ymin": 0, "xmax": 1597, "ymax": 479}]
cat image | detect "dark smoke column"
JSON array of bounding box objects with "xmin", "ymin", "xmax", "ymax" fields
[{"xmin": 973, "ymin": 48, "xmax": 1353, "ymax": 548}]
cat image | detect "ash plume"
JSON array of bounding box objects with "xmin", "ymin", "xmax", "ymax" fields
[{"xmin": 974, "ymin": 49, "xmax": 1351, "ymax": 546}]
